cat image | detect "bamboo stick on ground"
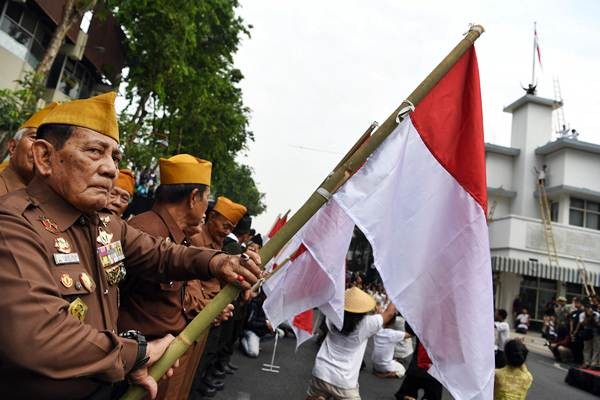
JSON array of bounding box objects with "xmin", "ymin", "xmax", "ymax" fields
[{"xmin": 120, "ymin": 24, "xmax": 485, "ymax": 400}]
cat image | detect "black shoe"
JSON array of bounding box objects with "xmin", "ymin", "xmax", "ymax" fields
[
  {"xmin": 195, "ymin": 383, "xmax": 217, "ymax": 398},
  {"xmin": 203, "ymin": 377, "xmax": 225, "ymax": 391},
  {"xmin": 211, "ymin": 368, "xmax": 226, "ymax": 378},
  {"xmin": 227, "ymin": 362, "xmax": 239, "ymax": 371},
  {"xmin": 223, "ymin": 364, "xmax": 235, "ymax": 375}
]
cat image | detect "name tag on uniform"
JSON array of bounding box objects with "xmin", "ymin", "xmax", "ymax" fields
[
  {"xmin": 97, "ymin": 240, "xmax": 125, "ymax": 268},
  {"xmin": 53, "ymin": 252, "xmax": 81, "ymax": 265}
]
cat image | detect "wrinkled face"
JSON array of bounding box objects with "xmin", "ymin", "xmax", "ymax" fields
[
  {"xmin": 207, "ymin": 211, "xmax": 234, "ymax": 244},
  {"xmin": 33, "ymin": 127, "xmax": 121, "ymax": 213},
  {"xmin": 186, "ymin": 187, "xmax": 210, "ymax": 228},
  {"xmin": 107, "ymin": 186, "xmax": 131, "ymax": 216},
  {"xmin": 8, "ymin": 128, "xmax": 36, "ymax": 182}
]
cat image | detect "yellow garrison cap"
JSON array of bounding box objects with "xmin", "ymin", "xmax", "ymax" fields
[
  {"xmin": 159, "ymin": 154, "xmax": 212, "ymax": 186},
  {"xmin": 114, "ymin": 169, "xmax": 135, "ymax": 195},
  {"xmin": 39, "ymin": 92, "xmax": 119, "ymax": 142},
  {"xmin": 213, "ymin": 196, "xmax": 247, "ymax": 225},
  {"xmin": 19, "ymin": 102, "xmax": 58, "ymax": 129},
  {"xmin": 0, "ymin": 160, "xmax": 8, "ymax": 173},
  {"xmin": 344, "ymin": 287, "xmax": 376, "ymax": 313}
]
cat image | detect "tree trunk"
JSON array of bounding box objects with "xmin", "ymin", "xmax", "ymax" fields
[{"xmin": 35, "ymin": 0, "xmax": 97, "ymax": 83}]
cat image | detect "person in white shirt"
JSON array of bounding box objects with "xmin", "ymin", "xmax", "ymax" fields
[
  {"xmin": 494, "ymin": 309, "xmax": 510, "ymax": 368},
  {"xmin": 371, "ymin": 317, "xmax": 411, "ymax": 378},
  {"xmin": 515, "ymin": 308, "xmax": 530, "ymax": 334},
  {"xmin": 306, "ymin": 287, "xmax": 397, "ymax": 400}
]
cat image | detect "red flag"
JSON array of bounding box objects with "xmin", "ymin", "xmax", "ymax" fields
[
  {"xmin": 267, "ymin": 210, "xmax": 290, "ymax": 238},
  {"xmin": 292, "ymin": 309, "xmax": 313, "ymax": 334}
]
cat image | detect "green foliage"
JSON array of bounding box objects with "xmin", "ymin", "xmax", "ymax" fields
[
  {"xmin": 110, "ymin": 0, "xmax": 265, "ymax": 215},
  {"xmin": 0, "ymin": 72, "xmax": 45, "ymax": 136}
]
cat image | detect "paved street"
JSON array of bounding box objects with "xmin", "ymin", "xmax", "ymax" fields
[{"xmin": 213, "ymin": 334, "xmax": 597, "ymax": 400}]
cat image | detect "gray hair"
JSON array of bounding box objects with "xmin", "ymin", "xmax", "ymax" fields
[{"xmin": 12, "ymin": 128, "xmax": 29, "ymax": 141}]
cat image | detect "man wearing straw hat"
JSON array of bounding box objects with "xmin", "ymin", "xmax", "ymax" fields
[
  {"xmin": 0, "ymin": 93, "xmax": 261, "ymax": 400},
  {"xmin": 107, "ymin": 168, "xmax": 136, "ymax": 217},
  {"xmin": 307, "ymin": 286, "xmax": 397, "ymax": 400},
  {"xmin": 0, "ymin": 102, "xmax": 57, "ymax": 196}
]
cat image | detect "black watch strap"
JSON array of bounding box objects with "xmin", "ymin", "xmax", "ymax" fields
[{"xmin": 120, "ymin": 330, "xmax": 150, "ymax": 370}]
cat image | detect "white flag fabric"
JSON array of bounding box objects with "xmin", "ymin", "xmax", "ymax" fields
[
  {"xmin": 262, "ymin": 200, "xmax": 354, "ymax": 336},
  {"xmin": 334, "ymin": 47, "xmax": 494, "ymax": 399}
]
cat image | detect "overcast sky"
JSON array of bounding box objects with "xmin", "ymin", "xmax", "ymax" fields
[{"xmin": 232, "ymin": 0, "xmax": 600, "ymax": 233}]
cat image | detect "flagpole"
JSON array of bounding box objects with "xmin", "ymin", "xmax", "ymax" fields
[
  {"xmin": 120, "ymin": 24, "xmax": 485, "ymax": 400},
  {"xmin": 531, "ymin": 21, "xmax": 536, "ymax": 86}
]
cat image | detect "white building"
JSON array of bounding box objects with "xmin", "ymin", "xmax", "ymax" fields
[{"xmin": 487, "ymin": 92, "xmax": 600, "ymax": 327}]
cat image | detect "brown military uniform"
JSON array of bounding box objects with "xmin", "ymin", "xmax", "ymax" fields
[
  {"xmin": 0, "ymin": 178, "xmax": 219, "ymax": 399},
  {"xmin": 119, "ymin": 203, "xmax": 197, "ymax": 400},
  {"xmin": 118, "ymin": 204, "xmax": 190, "ymax": 338},
  {"xmin": 0, "ymin": 165, "xmax": 26, "ymax": 196}
]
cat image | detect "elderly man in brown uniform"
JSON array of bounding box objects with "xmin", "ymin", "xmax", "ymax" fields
[
  {"xmin": 118, "ymin": 154, "xmax": 222, "ymax": 400},
  {"xmin": 107, "ymin": 168, "xmax": 136, "ymax": 217},
  {"xmin": 0, "ymin": 92, "xmax": 261, "ymax": 400},
  {"xmin": 185, "ymin": 196, "xmax": 247, "ymax": 398},
  {"xmin": 0, "ymin": 102, "xmax": 57, "ymax": 196}
]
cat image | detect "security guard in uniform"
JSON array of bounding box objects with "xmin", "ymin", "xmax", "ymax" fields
[
  {"xmin": 0, "ymin": 102, "xmax": 57, "ymax": 196},
  {"xmin": 0, "ymin": 92, "xmax": 261, "ymax": 400}
]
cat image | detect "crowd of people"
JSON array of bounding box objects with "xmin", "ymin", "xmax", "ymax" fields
[
  {"xmin": 0, "ymin": 93, "xmax": 264, "ymax": 400},
  {"xmin": 542, "ymin": 295, "xmax": 600, "ymax": 369}
]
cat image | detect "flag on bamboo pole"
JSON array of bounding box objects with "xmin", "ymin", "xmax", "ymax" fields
[
  {"xmin": 262, "ymin": 200, "xmax": 354, "ymax": 347},
  {"xmin": 333, "ymin": 46, "xmax": 493, "ymax": 399},
  {"xmin": 534, "ymin": 23, "xmax": 542, "ymax": 68}
]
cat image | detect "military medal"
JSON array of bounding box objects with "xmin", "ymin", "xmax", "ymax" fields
[
  {"xmin": 100, "ymin": 215, "xmax": 111, "ymax": 228},
  {"xmin": 40, "ymin": 216, "xmax": 59, "ymax": 235},
  {"xmin": 105, "ymin": 263, "xmax": 126, "ymax": 286},
  {"xmin": 79, "ymin": 272, "xmax": 96, "ymax": 293},
  {"xmin": 60, "ymin": 273, "xmax": 73, "ymax": 288},
  {"xmin": 97, "ymin": 228, "xmax": 113, "ymax": 246},
  {"xmin": 54, "ymin": 237, "xmax": 72, "ymax": 253},
  {"xmin": 68, "ymin": 298, "xmax": 88, "ymax": 321}
]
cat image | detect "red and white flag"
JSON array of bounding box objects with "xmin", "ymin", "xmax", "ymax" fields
[
  {"xmin": 334, "ymin": 46, "xmax": 493, "ymax": 399},
  {"xmin": 262, "ymin": 200, "xmax": 354, "ymax": 346},
  {"xmin": 534, "ymin": 24, "xmax": 542, "ymax": 68}
]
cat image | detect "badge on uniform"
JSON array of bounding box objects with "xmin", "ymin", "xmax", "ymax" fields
[
  {"xmin": 53, "ymin": 252, "xmax": 80, "ymax": 265},
  {"xmin": 40, "ymin": 216, "xmax": 59, "ymax": 235},
  {"xmin": 60, "ymin": 273, "xmax": 73, "ymax": 288},
  {"xmin": 79, "ymin": 272, "xmax": 96, "ymax": 293},
  {"xmin": 105, "ymin": 263, "xmax": 126, "ymax": 286},
  {"xmin": 54, "ymin": 237, "xmax": 72, "ymax": 253},
  {"xmin": 97, "ymin": 240, "xmax": 125, "ymax": 267},
  {"xmin": 68, "ymin": 297, "xmax": 88, "ymax": 322},
  {"xmin": 97, "ymin": 228, "xmax": 113, "ymax": 246},
  {"xmin": 100, "ymin": 215, "xmax": 111, "ymax": 228}
]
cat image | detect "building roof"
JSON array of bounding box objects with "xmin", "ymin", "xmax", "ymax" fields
[
  {"xmin": 535, "ymin": 137, "xmax": 600, "ymax": 156},
  {"xmin": 488, "ymin": 187, "xmax": 517, "ymax": 198},
  {"xmin": 485, "ymin": 143, "xmax": 520, "ymax": 156},
  {"xmin": 536, "ymin": 185, "xmax": 600, "ymax": 201},
  {"xmin": 503, "ymin": 94, "xmax": 562, "ymax": 113}
]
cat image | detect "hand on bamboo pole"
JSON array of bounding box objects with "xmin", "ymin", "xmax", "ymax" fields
[
  {"xmin": 208, "ymin": 250, "xmax": 263, "ymax": 299},
  {"xmin": 128, "ymin": 334, "xmax": 180, "ymax": 399}
]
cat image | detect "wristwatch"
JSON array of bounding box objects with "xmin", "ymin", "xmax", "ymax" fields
[{"xmin": 120, "ymin": 330, "xmax": 150, "ymax": 370}]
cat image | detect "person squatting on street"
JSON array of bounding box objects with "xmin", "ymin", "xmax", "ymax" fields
[{"xmin": 306, "ymin": 287, "xmax": 397, "ymax": 400}]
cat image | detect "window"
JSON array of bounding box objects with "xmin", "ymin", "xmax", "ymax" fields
[
  {"xmin": 0, "ymin": 2, "xmax": 54, "ymax": 67},
  {"xmin": 518, "ymin": 277, "xmax": 558, "ymax": 320},
  {"xmin": 569, "ymin": 198, "xmax": 600, "ymax": 230},
  {"xmin": 550, "ymin": 201, "xmax": 559, "ymax": 222},
  {"xmin": 56, "ymin": 57, "xmax": 94, "ymax": 99}
]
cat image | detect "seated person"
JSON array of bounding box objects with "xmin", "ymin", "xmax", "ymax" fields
[{"xmin": 371, "ymin": 315, "xmax": 411, "ymax": 378}]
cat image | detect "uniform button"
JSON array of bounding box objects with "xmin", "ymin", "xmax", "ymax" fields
[
  {"xmin": 78, "ymin": 216, "xmax": 88, "ymax": 226},
  {"xmin": 75, "ymin": 282, "xmax": 82, "ymax": 290},
  {"xmin": 104, "ymin": 289, "xmax": 109, "ymax": 295}
]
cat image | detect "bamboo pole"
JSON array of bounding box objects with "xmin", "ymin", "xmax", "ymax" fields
[{"xmin": 121, "ymin": 24, "xmax": 485, "ymax": 400}]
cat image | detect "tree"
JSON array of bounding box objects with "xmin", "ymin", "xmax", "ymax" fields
[
  {"xmin": 35, "ymin": 0, "xmax": 98, "ymax": 80},
  {"xmin": 111, "ymin": 0, "xmax": 265, "ymax": 214}
]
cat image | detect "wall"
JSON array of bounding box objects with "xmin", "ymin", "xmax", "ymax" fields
[
  {"xmin": 486, "ymin": 152, "xmax": 514, "ymax": 190},
  {"xmin": 0, "ymin": 33, "xmax": 31, "ymax": 90}
]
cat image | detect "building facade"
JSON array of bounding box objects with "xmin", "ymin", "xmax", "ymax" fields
[
  {"xmin": 487, "ymin": 93, "xmax": 600, "ymax": 327},
  {"xmin": 0, "ymin": 0, "xmax": 124, "ymax": 101}
]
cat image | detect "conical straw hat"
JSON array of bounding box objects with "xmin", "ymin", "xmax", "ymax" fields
[{"xmin": 344, "ymin": 286, "xmax": 376, "ymax": 313}]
